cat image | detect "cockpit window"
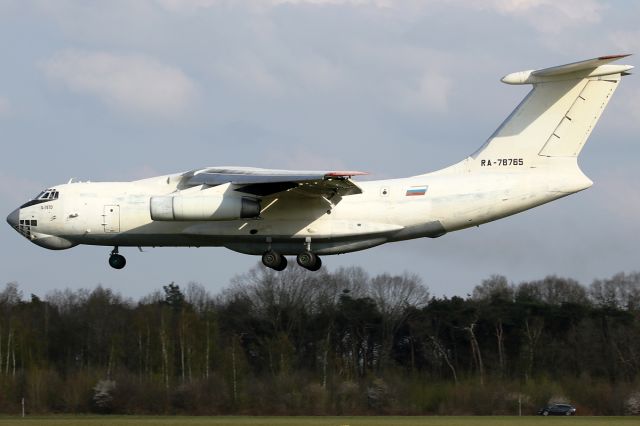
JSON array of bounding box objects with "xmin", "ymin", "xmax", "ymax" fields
[
  {"xmin": 21, "ymin": 189, "xmax": 59, "ymax": 208},
  {"xmin": 35, "ymin": 189, "xmax": 58, "ymax": 200}
]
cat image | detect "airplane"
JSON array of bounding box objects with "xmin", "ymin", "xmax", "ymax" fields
[{"xmin": 6, "ymin": 55, "xmax": 634, "ymax": 272}]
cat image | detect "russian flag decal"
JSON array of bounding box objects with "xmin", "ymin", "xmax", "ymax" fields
[{"xmin": 406, "ymin": 186, "xmax": 428, "ymax": 196}]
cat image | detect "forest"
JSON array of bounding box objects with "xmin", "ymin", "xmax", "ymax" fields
[{"xmin": 0, "ymin": 265, "xmax": 639, "ymax": 416}]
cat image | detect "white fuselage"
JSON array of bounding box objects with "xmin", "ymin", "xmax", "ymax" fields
[{"xmin": 9, "ymin": 157, "xmax": 592, "ymax": 256}]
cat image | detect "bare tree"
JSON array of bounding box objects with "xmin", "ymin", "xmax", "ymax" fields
[
  {"xmin": 369, "ymin": 272, "xmax": 429, "ymax": 367},
  {"xmin": 523, "ymin": 316, "xmax": 544, "ymax": 382},
  {"xmin": 464, "ymin": 321, "xmax": 484, "ymax": 386},
  {"xmin": 369, "ymin": 272, "xmax": 430, "ymax": 319},
  {"xmin": 590, "ymin": 272, "xmax": 640, "ymax": 310},
  {"xmin": 472, "ymin": 275, "xmax": 513, "ymax": 302},
  {"xmin": 185, "ymin": 282, "xmax": 211, "ymax": 314},
  {"xmin": 495, "ymin": 319, "xmax": 505, "ymax": 376},
  {"xmin": 429, "ymin": 335, "xmax": 458, "ymax": 385},
  {"xmin": 517, "ymin": 275, "xmax": 588, "ymax": 305}
]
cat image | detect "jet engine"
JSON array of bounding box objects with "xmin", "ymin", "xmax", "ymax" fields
[{"xmin": 150, "ymin": 195, "xmax": 261, "ymax": 221}]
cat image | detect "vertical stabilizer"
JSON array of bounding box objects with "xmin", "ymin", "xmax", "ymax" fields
[{"xmin": 472, "ymin": 55, "xmax": 632, "ymax": 165}]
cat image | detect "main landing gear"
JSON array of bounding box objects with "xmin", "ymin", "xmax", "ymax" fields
[
  {"xmin": 261, "ymin": 237, "xmax": 322, "ymax": 272},
  {"xmin": 261, "ymin": 250, "xmax": 322, "ymax": 272},
  {"xmin": 108, "ymin": 246, "xmax": 126, "ymax": 269}
]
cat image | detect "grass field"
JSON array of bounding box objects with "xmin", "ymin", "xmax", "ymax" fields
[{"xmin": 0, "ymin": 416, "xmax": 637, "ymax": 426}]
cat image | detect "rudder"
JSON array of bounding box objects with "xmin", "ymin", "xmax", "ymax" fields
[{"xmin": 538, "ymin": 76, "xmax": 620, "ymax": 157}]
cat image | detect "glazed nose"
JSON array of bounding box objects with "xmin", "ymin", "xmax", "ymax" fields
[{"xmin": 6, "ymin": 208, "xmax": 19, "ymax": 228}]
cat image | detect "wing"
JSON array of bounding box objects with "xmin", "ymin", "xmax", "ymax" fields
[{"xmin": 179, "ymin": 166, "xmax": 367, "ymax": 197}]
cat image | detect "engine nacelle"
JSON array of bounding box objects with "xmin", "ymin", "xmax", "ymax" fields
[{"xmin": 150, "ymin": 195, "xmax": 261, "ymax": 221}]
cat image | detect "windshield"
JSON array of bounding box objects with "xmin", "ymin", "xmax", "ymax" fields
[
  {"xmin": 34, "ymin": 189, "xmax": 59, "ymax": 200},
  {"xmin": 21, "ymin": 188, "xmax": 60, "ymax": 208}
]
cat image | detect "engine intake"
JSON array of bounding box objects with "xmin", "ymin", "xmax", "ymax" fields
[{"xmin": 150, "ymin": 195, "xmax": 261, "ymax": 221}]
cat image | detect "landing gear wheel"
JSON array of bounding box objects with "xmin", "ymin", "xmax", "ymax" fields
[
  {"xmin": 109, "ymin": 253, "xmax": 126, "ymax": 269},
  {"xmin": 296, "ymin": 251, "xmax": 322, "ymax": 271},
  {"xmin": 262, "ymin": 250, "xmax": 287, "ymax": 271}
]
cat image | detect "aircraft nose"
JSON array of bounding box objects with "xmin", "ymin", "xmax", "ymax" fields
[{"xmin": 6, "ymin": 208, "xmax": 19, "ymax": 228}]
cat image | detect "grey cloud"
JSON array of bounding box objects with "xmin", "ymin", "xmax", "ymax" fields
[
  {"xmin": 465, "ymin": 0, "xmax": 605, "ymax": 33},
  {"xmin": 41, "ymin": 50, "xmax": 198, "ymax": 119}
]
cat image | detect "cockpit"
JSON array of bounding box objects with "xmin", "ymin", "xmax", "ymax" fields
[
  {"xmin": 35, "ymin": 189, "xmax": 60, "ymax": 200},
  {"xmin": 7, "ymin": 185, "xmax": 77, "ymax": 250},
  {"xmin": 20, "ymin": 188, "xmax": 60, "ymax": 208}
]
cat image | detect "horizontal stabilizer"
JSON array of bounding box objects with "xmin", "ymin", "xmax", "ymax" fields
[{"xmin": 502, "ymin": 54, "xmax": 633, "ymax": 85}]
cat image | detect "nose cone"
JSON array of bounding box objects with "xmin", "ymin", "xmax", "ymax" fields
[{"xmin": 6, "ymin": 208, "xmax": 19, "ymax": 228}]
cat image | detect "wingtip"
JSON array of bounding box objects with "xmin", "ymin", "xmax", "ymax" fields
[
  {"xmin": 325, "ymin": 171, "xmax": 369, "ymax": 177},
  {"xmin": 598, "ymin": 54, "xmax": 632, "ymax": 60}
]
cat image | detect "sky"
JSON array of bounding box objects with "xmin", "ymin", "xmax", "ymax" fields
[{"xmin": 1, "ymin": 0, "xmax": 639, "ymax": 300}]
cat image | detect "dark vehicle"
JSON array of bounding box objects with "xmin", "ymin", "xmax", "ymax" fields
[{"xmin": 538, "ymin": 403, "xmax": 577, "ymax": 416}]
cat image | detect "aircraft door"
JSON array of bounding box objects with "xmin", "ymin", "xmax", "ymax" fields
[{"xmin": 103, "ymin": 205, "xmax": 120, "ymax": 233}]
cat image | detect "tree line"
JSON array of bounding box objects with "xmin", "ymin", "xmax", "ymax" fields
[{"xmin": 0, "ymin": 266, "xmax": 639, "ymax": 415}]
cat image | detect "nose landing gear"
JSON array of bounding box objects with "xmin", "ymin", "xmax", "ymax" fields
[{"xmin": 108, "ymin": 246, "xmax": 126, "ymax": 269}]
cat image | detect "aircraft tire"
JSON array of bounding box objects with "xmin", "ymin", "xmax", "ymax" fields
[
  {"xmin": 297, "ymin": 251, "xmax": 321, "ymax": 271},
  {"xmin": 109, "ymin": 254, "xmax": 126, "ymax": 269},
  {"xmin": 262, "ymin": 250, "xmax": 287, "ymax": 271},
  {"xmin": 274, "ymin": 255, "xmax": 287, "ymax": 271}
]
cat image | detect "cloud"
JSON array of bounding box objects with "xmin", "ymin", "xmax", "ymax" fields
[
  {"xmin": 211, "ymin": 52, "xmax": 286, "ymax": 96},
  {"xmin": 401, "ymin": 71, "xmax": 452, "ymax": 113},
  {"xmin": 154, "ymin": 0, "xmax": 219, "ymax": 12},
  {"xmin": 271, "ymin": 0, "xmax": 392, "ymax": 5},
  {"xmin": 0, "ymin": 97, "xmax": 9, "ymax": 116},
  {"xmin": 464, "ymin": 0, "xmax": 605, "ymax": 33},
  {"xmin": 350, "ymin": 43, "xmax": 457, "ymax": 114},
  {"xmin": 156, "ymin": 0, "xmax": 604, "ymax": 29},
  {"xmin": 156, "ymin": 0, "xmax": 393, "ymax": 11},
  {"xmin": 42, "ymin": 50, "xmax": 198, "ymax": 118}
]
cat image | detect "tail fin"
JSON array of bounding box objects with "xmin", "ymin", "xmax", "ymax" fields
[{"xmin": 472, "ymin": 55, "xmax": 633, "ymax": 163}]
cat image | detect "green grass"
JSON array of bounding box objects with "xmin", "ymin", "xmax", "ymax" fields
[{"xmin": 0, "ymin": 416, "xmax": 637, "ymax": 426}]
